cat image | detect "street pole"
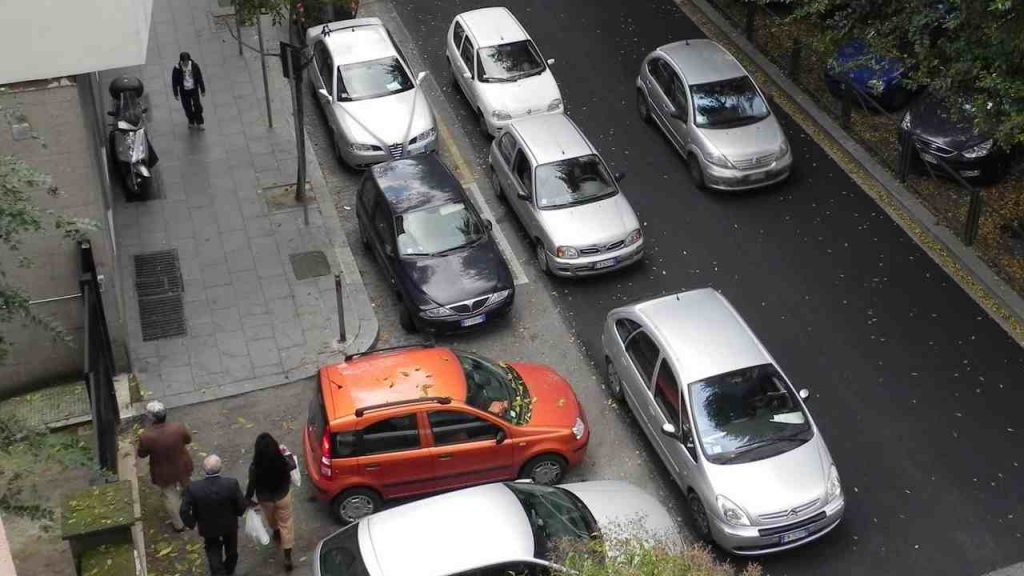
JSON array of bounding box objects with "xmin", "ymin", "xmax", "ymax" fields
[
  {"xmin": 256, "ymin": 14, "xmax": 273, "ymax": 128},
  {"xmin": 335, "ymin": 273, "xmax": 346, "ymax": 343},
  {"xmin": 235, "ymin": 9, "xmax": 243, "ymax": 56},
  {"xmin": 293, "ymin": 48, "xmax": 309, "ymax": 226}
]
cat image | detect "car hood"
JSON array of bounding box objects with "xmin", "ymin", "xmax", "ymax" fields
[
  {"xmin": 906, "ymin": 94, "xmax": 990, "ymax": 152},
  {"xmin": 537, "ymin": 193, "xmax": 639, "ymax": 248},
  {"xmin": 398, "ymin": 238, "xmax": 511, "ymax": 308},
  {"xmin": 476, "ymin": 71, "xmax": 561, "ymax": 116},
  {"xmin": 561, "ymin": 481, "xmax": 683, "ymax": 551},
  {"xmin": 703, "ymin": 434, "xmax": 829, "ymax": 522},
  {"xmin": 506, "ymin": 362, "xmax": 580, "ymax": 429},
  {"xmin": 335, "ymin": 88, "xmax": 434, "ymax": 147},
  {"xmin": 827, "ymin": 39, "xmax": 905, "ymax": 88},
  {"xmin": 699, "ymin": 115, "xmax": 786, "ymax": 164}
]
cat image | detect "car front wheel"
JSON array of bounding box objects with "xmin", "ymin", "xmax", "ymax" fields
[
  {"xmin": 333, "ymin": 488, "xmax": 382, "ymax": 524},
  {"xmin": 520, "ymin": 454, "xmax": 567, "ymax": 485},
  {"xmin": 687, "ymin": 154, "xmax": 706, "ymax": 189},
  {"xmin": 606, "ymin": 358, "xmax": 624, "ymax": 401},
  {"xmin": 637, "ymin": 89, "xmax": 651, "ymax": 123},
  {"xmin": 687, "ymin": 492, "xmax": 713, "ymax": 543}
]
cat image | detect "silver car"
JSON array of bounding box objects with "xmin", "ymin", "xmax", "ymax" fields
[
  {"xmin": 488, "ymin": 113, "xmax": 643, "ymax": 277},
  {"xmin": 636, "ymin": 39, "xmax": 792, "ymax": 191},
  {"xmin": 601, "ymin": 288, "xmax": 844, "ymax": 555},
  {"xmin": 306, "ymin": 18, "xmax": 436, "ymax": 168},
  {"xmin": 314, "ymin": 480, "xmax": 681, "ymax": 576}
]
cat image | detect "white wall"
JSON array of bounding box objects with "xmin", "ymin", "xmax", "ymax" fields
[{"xmin": 0, "ymin": 0, "xmax": 153, "ymax": 84}]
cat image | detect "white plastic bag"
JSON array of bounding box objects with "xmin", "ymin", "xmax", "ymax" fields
[
  {"xmin": 280, "ymin": 444, "xmax": 302, "ymax": 488},
  {"xmin": 244, "ymin": 508, "xmax": 270, "ymax": 546}
]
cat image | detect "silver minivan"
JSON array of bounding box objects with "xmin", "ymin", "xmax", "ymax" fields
[
  {"xmin": 488, "ymin": 113, "xmax": 643, "ymax": 277},
  {"xmin": 601, "ymin": 288, "xmax": 843, "ymax": 555},
  {"xmin": 637, "ymin": 39, "xmax": 792, "ymax": 191}
]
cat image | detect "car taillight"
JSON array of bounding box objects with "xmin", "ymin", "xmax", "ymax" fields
[{"xmin": 320, "ymin": 430, "xmax": 333, "ymax": 478}]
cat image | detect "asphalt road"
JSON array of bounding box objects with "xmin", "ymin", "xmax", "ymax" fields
[{"xmin": 384, "ymin": 0, "xmax": 1024, "ymax": 574}]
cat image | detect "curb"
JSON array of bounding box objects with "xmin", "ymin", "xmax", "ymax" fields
[{"xmin": 678, "ymin": 0, "xmax": 1024, "ymax": 347}]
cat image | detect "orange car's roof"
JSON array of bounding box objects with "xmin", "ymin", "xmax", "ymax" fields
[{"xmin": 320, "ymin": 347, "xmax": 468, "ymax": 422}]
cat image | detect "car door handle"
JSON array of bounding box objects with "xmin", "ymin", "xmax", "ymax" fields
[
  {"xmin": 365, "ymin": 464, "xmax": 381, "ymax": 471},
  {"xmin": 438, "ymin": 454, "xmax": 453, "ymax": 461}
]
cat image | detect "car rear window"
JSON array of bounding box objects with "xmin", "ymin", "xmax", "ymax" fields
[
  {"xmin": 308, "ymin": 382, "xmax": 327, "ymax": 443},
  {"xmin": 319, "ymin": 524, "xmax": 369, "ymax": 576}
]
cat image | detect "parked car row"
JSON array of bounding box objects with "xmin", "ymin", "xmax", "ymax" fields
[{"xmin": 300, "ymin": 9, "xmax": 843, "ymax": 575}]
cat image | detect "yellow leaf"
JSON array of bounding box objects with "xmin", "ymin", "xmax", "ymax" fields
[{"xmin": 156, "ymin": 545, "xmax": 174, "ymax": 557}]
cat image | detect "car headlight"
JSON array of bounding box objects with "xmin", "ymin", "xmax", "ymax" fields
[
  {"xmin": 491, "ymin": 109, "xmax": 512, "ymax": 121},
  {"xmin": 547, "ymin": 98, "xmax": 563, "ymax": 112},
  {"xmin": 716, "ymin": 495, "xmax": 751, "ymax": 527},
  {"xmin": 703, "ymin": 146, "xmax": 732, "ymax": 169},
  {"xmin": 349, "ymin": 143, "xmax": 379, "ymax": 153},
  {"xmin": 420, "ymin": 305, "xmax": 456, "ymax": 319},
  {"xmin": 485, "ymin": 288, "xmax": 513, "ymax": 306},
  {"xmin": 624, "ymin": 228, "xmax": 642, "ymax": 246},
  {"xmin": 571, "ymin": 417, "xmax": 586, "ymax": 440},
  {"xmin": 826, "ymin": 464, "xmax": 842, "ymax": 502},
  {"xmin": 778, "ymin": 138, "xmax": 790, "ymax": 158},
  {"xmin": 900, "ymin": 111, "xmax": 912, "ymax": 130},
  {"xmin": 555, "ymin": 246, "xmax": 579, "ymax": 259},
  {"xmin": 410, "ymin": 127, "xmax": 436, "ymax": 145},
  {"xmin": 866, "ymin": 78, "xmax": 885, "ymax": 95},
  {"xmin": 962, "ymin": 138, "xmax": 994, "ymax": 158}
]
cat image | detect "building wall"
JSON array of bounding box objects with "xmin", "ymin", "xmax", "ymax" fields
[
  {"xmin": 0, "ymin": 0, "xmax": 153, "ymax": 85},
  {"xmin": 0, "ymin": 80, "xmax": 125, "ymax": 398}
]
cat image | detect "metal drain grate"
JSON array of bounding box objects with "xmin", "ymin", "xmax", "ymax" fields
[
  {"xmin": 134, "ymin": 250, "xmax": 187, "ymax": 341},
  {"xmin": 289, "ymin": 251, "xmax": 331, "ymax": 280}
]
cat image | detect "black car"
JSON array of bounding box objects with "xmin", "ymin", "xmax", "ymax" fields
[
  {"xmin": 899, "ymin": 92, "xmax": 1012, "ymax": 184},
  {"xmin": 356, "ymin": 154, "xmax": 515, "ymax": 333}
]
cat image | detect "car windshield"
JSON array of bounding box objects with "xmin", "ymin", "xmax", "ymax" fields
[
  {"xmin": 395, "ymin": 202, "xmax": 485, "ymax": 257},
  {"xmin": 318, "ymin": 525, "xmax": 369, "ymax": 576},
  {"xmin": 534, "ymin": 155, "xmax": 617, "ymax": 210},
  {"xmin": 456, "ymin": 351, "xmax": 531, "ymax": 425},
  {"xmin": 690, "ymin": 75, "xmax": 770, "ymax": 129},
  {"xmin": 688, "ymin": 364, "xmax": 813, "ymax": 465},
  {"xmin": 506, "ymin": 483, "xmax": 598, "ymax": 561},
  {"xmin": 478, "ymin": 40, "xmax": 546, "ymax": 82},
  {"xmin": 337, "ymin": 56, "xmax": 413, "ymax": 102}
]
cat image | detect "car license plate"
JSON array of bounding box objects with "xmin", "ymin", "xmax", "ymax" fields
[
  {"xmin": 920, "ymin": 152, "xmax": 939, "ymax": 164},
  {"xmin": 594, "ymin": 258, "xmax": 617, "ymax": 270},
  {"xmin": 779, "ymin": 528, "xmax": 809, "ymax": 544},
  {"xmin": 460, "ymin": 315, "xmax": 486, "ymax": 327}
]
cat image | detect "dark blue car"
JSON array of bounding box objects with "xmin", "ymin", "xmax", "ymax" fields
[{"xmin": 824, "ymin": 39, "xmax": 915, "ymax": 111}]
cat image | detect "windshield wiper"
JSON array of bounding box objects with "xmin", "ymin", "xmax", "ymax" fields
[{"xmin": 720, "ymin": 433, "xmax": 807, "ymax": 463}]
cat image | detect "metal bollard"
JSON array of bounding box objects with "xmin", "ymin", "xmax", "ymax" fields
[{"xmin": 335, "ymin": 273, "xmax": 346, "ymax": 343}]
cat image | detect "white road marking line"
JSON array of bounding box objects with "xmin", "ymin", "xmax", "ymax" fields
[{"xmin": 466, "ymin": 182, "xmax": 529, "ymax": 286}]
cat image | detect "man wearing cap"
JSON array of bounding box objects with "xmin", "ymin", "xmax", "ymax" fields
[
  {"xmin": 137, "ymin": 401, "xmax": 193, "ymax": 532},
  {"xmin": 181, "ymin": 455, "xmax": 248, "ymax": 575}
]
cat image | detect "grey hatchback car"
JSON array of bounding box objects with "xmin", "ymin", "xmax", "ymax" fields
[
  {"xmin": 637, "ymin": 39, "xmax": 792, "ymax": 191},
  {"xmin": 601, "ymin": 288, "xmax": 843, "ymax": 555}
]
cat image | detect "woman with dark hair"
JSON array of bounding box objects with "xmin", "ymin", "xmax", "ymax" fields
[{"xmin": 246, "ymin": 432, "xmax": 297, "ymax": 571}]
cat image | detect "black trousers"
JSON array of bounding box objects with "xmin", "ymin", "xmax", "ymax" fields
[
  {"xmin": 181, "ymin": 89, "xmax": 204, "ymax": 125},
  {"xmin": 203, "ymin": 530, "xmax": 238, "ymax": 575}
]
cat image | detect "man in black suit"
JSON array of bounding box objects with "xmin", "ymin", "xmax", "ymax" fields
[{"xmin": 181, "ymin": 454, "xmax": 248, "ymax": 575}]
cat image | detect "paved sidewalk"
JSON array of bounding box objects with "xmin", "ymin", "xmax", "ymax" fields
[{"xmin": 103, "ymin": 0, "xmax": 376, "ymax": 409}]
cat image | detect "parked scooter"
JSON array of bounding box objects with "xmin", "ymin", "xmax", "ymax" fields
[{"xmin": 107, "ymin": 76, "xmax": 157, "ymax": 199}]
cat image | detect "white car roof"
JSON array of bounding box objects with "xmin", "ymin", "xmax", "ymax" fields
[
  {"xmin": 625, "ymin": 288, "xmax": 771, "ymax": 385},
  {"xmin": 309, "ymin": 18, "xmax": 398, "ymax": 66},
  {"xmin": 459, "ymin": 7, "xmax": 529, "ymax": 48},
  {"xmin": 511, "ymin": 113, "xmax": 595, "ymax": 165},
  {"xmin": 658, "ymin": 39, "xmax": 748, "ymax": 85},
  {"xmin": 363, "ymin": 483, "xmax": 535, "ymax": 576}
]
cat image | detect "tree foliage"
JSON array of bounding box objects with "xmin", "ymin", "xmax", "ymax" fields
[
  {"xmin": 232, "ymin": 0, "xmax": 357, "ymax": 28},
  {"xmin": 551, "ymin": 535, "xmax": 762, "ymax": 576},
  {"xmin": 791, "ymin": 0, "xmax": 1024, "ymax": 145},
  {"xmin": 0, "ymin": 155, "xmax": 96, "ymax": 364}
]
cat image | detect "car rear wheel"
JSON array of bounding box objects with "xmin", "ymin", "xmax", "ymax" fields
[
  {"xmin": 520, "ymin": 454, "xmax": 567, "ymax": 485},
  {"xmin": 489, "ymin": 166, "xmax": 505, "ymax": 201},
  {"xmin": 606, "ymin": 358, "xmax": 624, "ymax": 401},
  {"xmin": 333, "ymin": 488, "xmax": 382, "ymax": 524},
  {"xmin": 687, "ymin": 154, "xmax": 706, "ymax": 189},
  {"xmin": 687, "ymin": 492, "xmax": 713, "ymax": 543},
  {"xmin": 637, "ymin": 89, "xmax": 651, "ymax": 123}
]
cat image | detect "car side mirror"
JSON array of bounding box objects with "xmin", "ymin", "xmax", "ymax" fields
[
  {"xmin": 669, "ymin": 107, "xmax": 684, "ymax": 120},
  {"xmin": 495, "ymin": 429, "xmax": 507, "ymax": 445},
  {"xmin": 318, "ymin": 88, "xmax": 330, "ymax": 100},
  {"xmin": 416, "ymin": 70, "xmax": 428, "ymax": 83},
  {"xmin": 547, "ymin": 58, "xmax": 555, "ymax": 66},
  {"xmin": 106, "ymin": 110, "xmax": 117, "ymax": 117},
  {"xmin": 484, "ymin": 219, "xmax": 493, "ymax": 231},
  {"xmin": 516, "ymin": 188, "xmax": 530, "ymax": 200},
  {"xmin": 462, "ymin": 71, "xmax": 472, "ymax": 80},
  {"xmin": 614, "ymin": 171, "xmax": 626, "ymax": 183},
  {"xmin": 799, "ymin": 388, "xmax": 810, "ymax": 400},
  {"xmin": 384, "ymin": 244, "xmax": 395, "ymax": 258},
  {"xmin": 661, "ymin": 422, "xmax": 678, "ymax": 438}
]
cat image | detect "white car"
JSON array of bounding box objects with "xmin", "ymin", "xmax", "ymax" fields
[
  {"xmin": 307, "ymin": 18, "xmax": 436, "ymax": 168},
  {"xmin": 446, "ymin": 7, "xmax": 564, "ymax": 137}
]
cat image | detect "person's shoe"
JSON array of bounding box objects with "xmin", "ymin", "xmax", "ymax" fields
[
  {"xmin": 273, "ymin": 529, "xmax": 281, "ymax": 542},
  {"xmin": 197, "ymin": 124, "xmax": 205, "ymax": 131}
]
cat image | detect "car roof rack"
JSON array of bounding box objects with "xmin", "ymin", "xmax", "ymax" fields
[
  {"xmin": 355, "ymin": 396, "xmax": 452, "ymax": 417},
  {"xmin": 344, "ymin": 342, "xmax": 434, "ymax": 362}
]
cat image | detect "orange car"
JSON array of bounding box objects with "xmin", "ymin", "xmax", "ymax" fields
[{"xmin": 303, "ymin": 344, "xmax": 589, "ymax": 523}]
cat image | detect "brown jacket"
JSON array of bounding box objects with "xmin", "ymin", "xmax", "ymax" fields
[{"xmin": 137, "ymin": 422, "xmax": 194, "ymax": 486}]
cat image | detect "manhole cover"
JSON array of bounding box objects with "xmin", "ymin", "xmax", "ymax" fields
[
  {"xmin": 134, "ymin": 250, "xmax": 187, "ymax": 341},
  {"xmin": 262, "ymin": 182, "xmax": 316, "ymax": 213},
  {"xmin": 290, "ymin": 251, "xmax": 330, "ymax": 280}
]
